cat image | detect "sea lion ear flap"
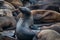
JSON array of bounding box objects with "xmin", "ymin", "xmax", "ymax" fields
[{"xmin": 19, "ymin": 7, "xmax": 31, "ymax": 17}]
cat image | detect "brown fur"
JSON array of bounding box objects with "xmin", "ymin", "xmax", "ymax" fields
[
  {"xmin": 5, "ymin": 0, "xmax": 23, "ymax": 7},
  {"xmin": 41, "ymin": 23, "xmax": 60, "ymax": 33},
  {"xmin": 4, "ymin": 1, "xmax": 15, "ymax": 11},
  {"xmin": 0, "ymin": 16, "xmax": 16, "ymax": 31},
  {"xmin": 35, "ymin": 29, "xmax": 60, "ymax": 40},
  {"xmin": 31, "ymin": 10, "xmax": 60, "ymax": 22},
  {"xmin": 0, "ymin": 1, "xmax": 17, "ymax": 31},
  {"xmin": 0, "ymin": 1, "xmax": 16, "ymax": 17},
  {"xmin": 0, "ymin": 9, "xmax": 13, "ymax": 17}
]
